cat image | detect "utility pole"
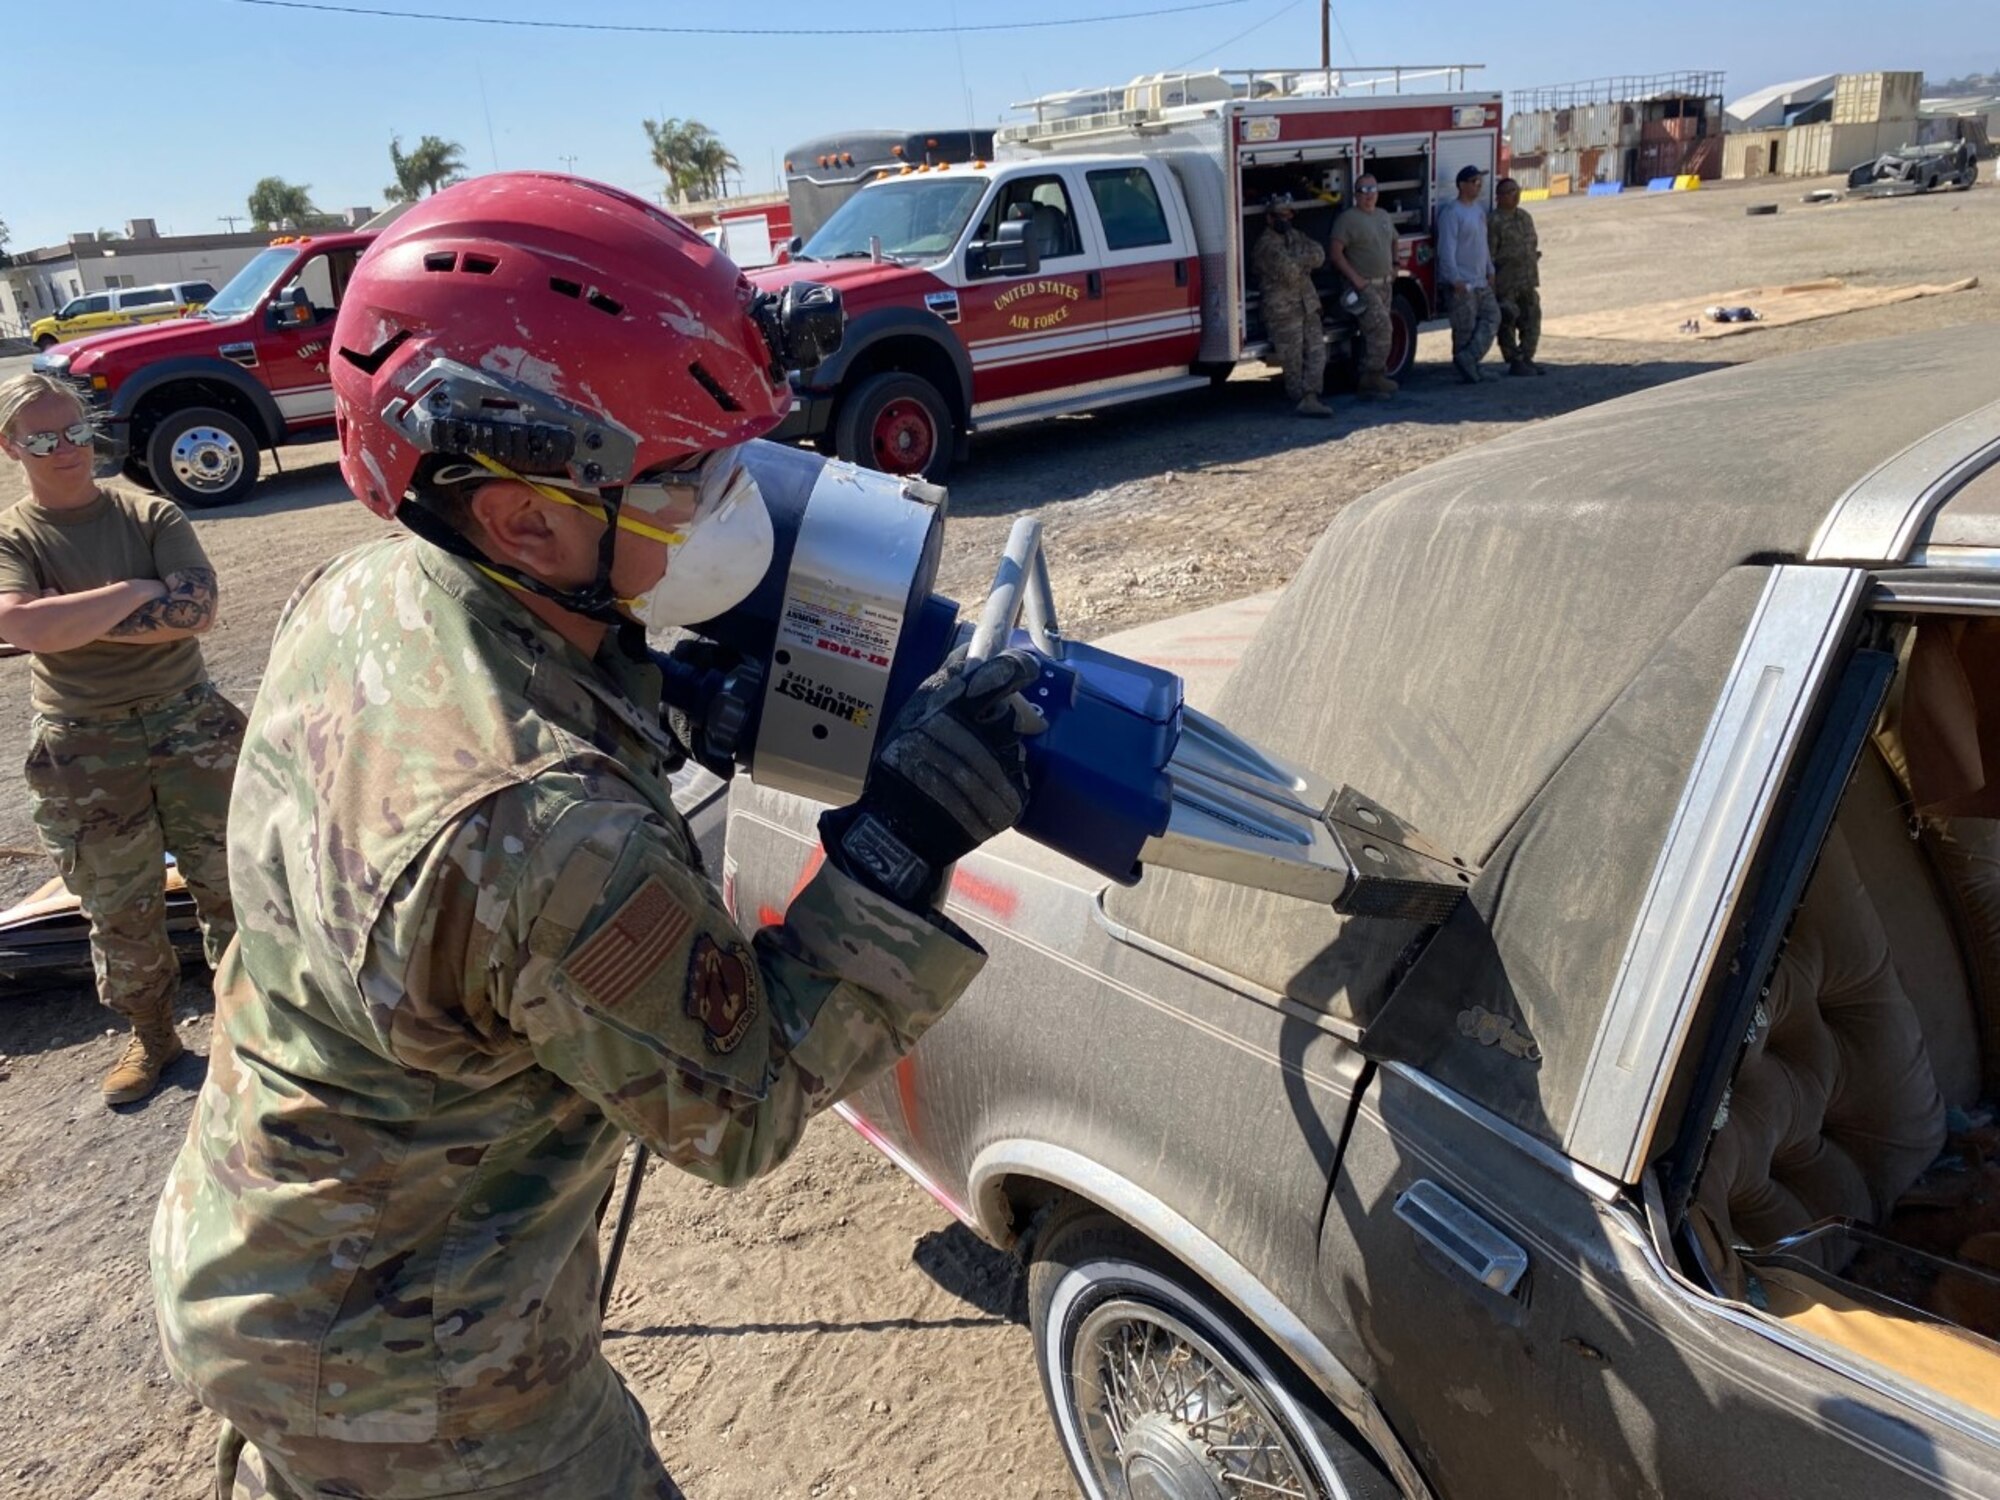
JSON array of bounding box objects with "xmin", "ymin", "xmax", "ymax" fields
[
  {"xmin": 217, "ymin": 215, "xmax": 243, "ymax": 233},
  {"xmin": 558, "ymin": 153, "xmax": 579, "ymax": 175},
  {"xmin": 1320, "ymin": 0, "xmax": 1330, "ymax": 69}
]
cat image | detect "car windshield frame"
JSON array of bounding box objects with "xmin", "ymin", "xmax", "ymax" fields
[
  {"xmin": 799, "ymin": 177, "xmax": 992, "ymax": 264},
  {"xmin": 198, "ymin": 246, "xmax": 301, "ymax": 320}
]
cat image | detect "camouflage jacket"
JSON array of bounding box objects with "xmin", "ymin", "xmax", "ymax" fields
[
  {"xmin": 1251, "ymin": 223, "xmax": 1325, "ymax": 324},
  {"xmin": 1489, "ymin": 206, "xmax": 1541, "ymax": 293},
  {"xmin": 152, "ymin": 535, "xmax": 985, "ymax": 1444}
]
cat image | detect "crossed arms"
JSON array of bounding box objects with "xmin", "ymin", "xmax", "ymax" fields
[{"xmin": 0, "ymin": 567, "xmax": 218, "ymax": 653}]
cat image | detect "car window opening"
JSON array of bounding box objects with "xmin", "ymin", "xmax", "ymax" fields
[{"xmin": 1688, "ymin": 609, "xmax": 2000, "ymax": 1416}]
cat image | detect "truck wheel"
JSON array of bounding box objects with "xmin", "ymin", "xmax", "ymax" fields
[
  {"xmin": 35, "ymin": 334, "xmax": 58, "ymax": 351},
  {"xmin": 1029, "ymin": 1202, "xmax": 1398, "ymax": 1500},
  {"xmin": 147, "ymin": 407, "xmax": 261, "ymax": 509},
  {"xmin": 1386, "ymin": 292, "xmax": 1420, "ymax": 382},
  {"xmin": 835, "ymin": 372, "xmax": 953, "ymax": 482}
]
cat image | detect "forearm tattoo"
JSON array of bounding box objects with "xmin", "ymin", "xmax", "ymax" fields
[{"xmin": 110, "ymin": 567, "xmax": 218, "ymax": 636}]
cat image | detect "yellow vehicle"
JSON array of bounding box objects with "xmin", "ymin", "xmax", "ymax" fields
[{"xmin": 29, "ymin": 279, "xmax": 215, "ymax": 349}]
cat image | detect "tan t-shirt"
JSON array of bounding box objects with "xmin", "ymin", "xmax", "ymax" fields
[
  {"xmin": 0, "ymin": 488, "xmax": 211, "ymax": 716},
  {"xmin": 1331, "ymin": 206, "xmax": 1397, "ymax": 282}
]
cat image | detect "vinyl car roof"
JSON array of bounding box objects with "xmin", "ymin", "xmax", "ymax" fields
[{"xmin": 1107, "ymin": 321, "xmax": 2000, "ymax": 1143}]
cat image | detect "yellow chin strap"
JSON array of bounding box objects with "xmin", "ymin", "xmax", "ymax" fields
[{"xmin": 469, "ymin": 453, "xmax": 688, "ymax": 546}]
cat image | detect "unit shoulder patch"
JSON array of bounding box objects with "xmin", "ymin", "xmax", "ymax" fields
[{"xmin": 685, "ymin": 934, "xmax": 756, "ymax": 1054}]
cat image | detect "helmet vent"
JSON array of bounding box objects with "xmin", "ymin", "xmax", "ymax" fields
[
  {"xmin": 687, "ymin": 361, "xmax": 741, "ymax": 413},
  {"xmin": 461, "ymin": 254, "xmax": 499, "ymax": 275},
  {"xmin": 423, "ymin": 252, "xmax": 458, "ymax": 272},
  {"xmin": 586, "ymin": 291, "xmax": 624, "ymax": 317},
  {"xmin": 549, "ymin": 277, "xmax": 582, "ymax": 299},
  {"xmin": 337, "ymin": 328, "xmax": 412, "ymax": 375}
]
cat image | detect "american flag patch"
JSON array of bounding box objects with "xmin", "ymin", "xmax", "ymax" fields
[{"xmin": 563, "ymin": 876, "xmax": 694, "ymax": 1009}]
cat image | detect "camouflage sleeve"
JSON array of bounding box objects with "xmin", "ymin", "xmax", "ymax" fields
[
  {"xmin": 1297, "ymin": 235, "xmax": 1325, "ymax": 273},
  {"xmin": 490, "ymin": 796, "xmax": 986, "ymax": 1186}
]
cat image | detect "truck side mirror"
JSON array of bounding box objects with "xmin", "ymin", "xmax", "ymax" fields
[{"xmin": 967, "ymin": 218, "xmax": 1041, "ymax": 280}]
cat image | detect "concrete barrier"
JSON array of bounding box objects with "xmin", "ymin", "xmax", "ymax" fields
[
  {"xmin": 1673, "ymin": 174, "xmax": 1702, "ymax": 191},
  {"xmin": 1587, "ymin": 182, "xmax": 1625, "ymax": 197},
  {"xmin": 1646, "ymin": 176, "xmax": 1676, "ymax": 192}
]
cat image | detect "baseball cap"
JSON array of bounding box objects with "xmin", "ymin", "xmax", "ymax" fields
[{"xmin": 1455, "ymin": 164, "xmax": 1486, "ymax": 184}]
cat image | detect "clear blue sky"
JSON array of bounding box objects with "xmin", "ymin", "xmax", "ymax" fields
[{"xmin": 0, "ymin": 0, "xmax": 1983, "ymax": 251}]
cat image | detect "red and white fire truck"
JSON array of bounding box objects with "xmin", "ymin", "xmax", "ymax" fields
[{"xmin": 747, "ymin": 66, "xmax": 1499, "ymax": 479}]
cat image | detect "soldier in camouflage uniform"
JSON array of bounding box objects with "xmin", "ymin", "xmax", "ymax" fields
[
  {"xmin": 151, "ymin": 174, "xmax": 1042, "ymax": 1499},
  {"xmin": 0, "ymin": 371, "xmax": 243, "ymax": 1105},
  {"xmin": 1328, "ymin": 174, "xmax": 1400, "ymax": 398},
  {"xmin": 1490, "ymin": 177, "xmax": 1546, "ymax": 377},
  {"xmin": 1250, "ymin": 195, "xmax": 1333, "ymax": 418}
]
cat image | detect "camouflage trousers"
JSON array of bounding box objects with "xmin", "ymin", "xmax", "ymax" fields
[
  {"xmin": 23, "ymin": 681, "xmax": 244, "ymax": 1022},
  {"xmin": 1445, "ymin": 283, "xmax": 1500, "ymax": 370},
  {"xmin": 217, "ymin": 1369, "xmax": 684, "ymax": 1499},
  {"xmin": 1498, "ymin": 284, "xmax": 1542, "ymax": 364},
  {"xmin": 1354, "ymin": 279, "xmax": 1393, "ymax": 378},
  {"xmin": 1266, "ymin": 302, "xmax": 1328, "ymax": 402}
]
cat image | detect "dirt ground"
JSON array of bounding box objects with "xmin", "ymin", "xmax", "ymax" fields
[{"xmin": 2, "ymin": 173, "xmax": 1997, "ymax": 1499}]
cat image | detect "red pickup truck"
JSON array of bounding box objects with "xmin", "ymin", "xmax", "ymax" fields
[{"xmin": 34, "ymin": 232, "xmax": 373, "ymax": 508}]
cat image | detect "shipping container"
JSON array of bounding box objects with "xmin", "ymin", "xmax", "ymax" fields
[
  {"xmin": 1722, "ymin": 129, "xmax": 1786, "ymax": 179},
  {"xmin": 1832, "ymin": 71, "xmax": 1923, "ymax": 126}
]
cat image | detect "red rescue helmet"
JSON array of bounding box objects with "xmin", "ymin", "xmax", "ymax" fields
[{"xmin": 331, "ymin": 172, "xmax": 794, "ymax": 519}]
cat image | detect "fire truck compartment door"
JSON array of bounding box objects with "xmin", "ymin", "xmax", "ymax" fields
[
  {"xmin": 1075, "ymin": 162, "xmax": 1202, "ymax": 382},
  {"xmin": 954, "ymin": 165, "xmax": 1112, "ymax": 406},
  {"xmin": 1433, "ymin": 131, "xmax": 1498, "ymax": 201}
]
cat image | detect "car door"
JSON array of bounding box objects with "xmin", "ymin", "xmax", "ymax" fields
[
  {"xmin": 117, "ymin": 287, "xmax": 179, "ymax": 328},
  {"xmin": 949, "ymin": 167, "xmax": 1110, "ymax": 407},
  {"xmin": 253, "ymin": 245, "xmax": 363, "ymax": 433},
  {"xmin": 63, "ymin": 292, "xmax": 115, "ymax": 337},
  {"xmin": 1078, "ymin": 163, "xmax": 1201, "ymax": 383},
  {"xmin": 1324, "ymin": 564, "xmax": 1996, "ymax": 1495}
]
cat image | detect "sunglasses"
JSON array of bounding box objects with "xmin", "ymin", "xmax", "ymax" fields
[
  {"xmin": 1358, "ymin": 184, "xmax": 1380, "ymax": 194},
  {"xmin": 12, "ymin": 421, "xmax": 94, "ymax": 457},
  {"xmin": 449, "ymin": 442, "xmax": 748, "ymax": 548}
]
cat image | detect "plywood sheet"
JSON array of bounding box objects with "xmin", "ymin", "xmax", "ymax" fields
[{"xmin": 1543, "ymin": 275, "xmax": 1980, "ymax": 342}]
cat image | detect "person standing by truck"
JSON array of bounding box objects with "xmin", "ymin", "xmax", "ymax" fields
[
  {"xmin": 1490, "ymin": 177, "xmax": 1545, "ymax": 377},
  {"xmin": 0, "ymin": 371, "xmax": 243, "ymax": 1106},
  {"xmin": 1251, "ymin": 194, "xmax": 1333, "ymax": 419},
  {"xmin": 1328, "ymin": 174, "xmax": 1399, "ymax": 398},
  {"xmin": 1434, "ymin": 164, "xmax": 1499, "ymax": 383}
]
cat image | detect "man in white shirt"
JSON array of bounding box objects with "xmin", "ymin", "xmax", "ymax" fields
[{"xmin": 1434, "ymin": 164, "xmax": 1499, "ymax": 383}]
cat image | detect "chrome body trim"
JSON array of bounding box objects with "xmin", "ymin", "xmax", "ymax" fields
[
  {"xmin": 1566, "ymin": 565, "xmax": 1867, "ymax": 1182},
  {"xmin": 1386, "ymin": 1061, "xmax": 1623, "ymax": 1204},
  {"xmin": 967, "ymin": 1140, "xmax": 1436, "ymax": 1500},
  {"xmin": 1807, "ymin": 398, "xmax": 2000, "ymax": 563}
]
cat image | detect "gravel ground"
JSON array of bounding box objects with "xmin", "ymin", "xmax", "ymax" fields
[{"xmin": 1, "ymin": 172, "xmax": 1997, "ymax": 1499}]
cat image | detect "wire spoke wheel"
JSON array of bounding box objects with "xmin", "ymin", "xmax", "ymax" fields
[{"xmin": 1072, "ymin": 1299, "xmax": 1317, "ymax": 1500}]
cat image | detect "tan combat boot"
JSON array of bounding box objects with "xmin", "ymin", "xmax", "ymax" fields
[
  {"xmin": 1357, "ymin": 373, "xmax": 1398, "ymax": 397},
  {"xmin": 1295, "ymin": 395, "xmax": 1334, "ymax": 418},
  {"xmin": 101, "ymin": 1007, "xmax": 184, "ymax": 1104}
]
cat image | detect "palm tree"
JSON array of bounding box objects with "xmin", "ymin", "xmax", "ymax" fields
[
  {"xmin": 247, "ymin": 177, "xmax": 318, "ymax": 229},
  {"xmin": 690, "ymin": 136, "xmax": 741, "ymax": 200},
  {"xmin": 384, "ymin": 135, "xmax": 468, "ymax": 204},
  {"xmin": 643, "ymin": 118, "xmax": 737, "ymax": 202}
]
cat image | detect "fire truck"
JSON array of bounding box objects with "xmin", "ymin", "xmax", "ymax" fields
[
  {"xmin": 784, "ymin": 129, "xmax": 999, "ymax": 243},
  {"xmin": 748, "ymin": 66, "xmax": 1498, "ymax": 479}
]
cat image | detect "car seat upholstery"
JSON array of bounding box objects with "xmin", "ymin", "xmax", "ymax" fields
[
  {"xmin": 1028, "ymin": 202, "xmax": 1075, "ymax": 260},
  {"xmin": 1695, "ymin": 750, "xmax": 1955, "ymax": 1262}
]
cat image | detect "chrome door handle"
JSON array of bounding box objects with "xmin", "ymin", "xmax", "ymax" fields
[{"xmin": 1393, "ymin": 1179, "xmax": 1528, "ymax": 1296}]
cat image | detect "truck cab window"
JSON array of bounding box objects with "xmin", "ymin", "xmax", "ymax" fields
[
  {"xmin": 1087, "ymin": 168, "xmax": 1173, "ymax": 250},
  {"xmin": 979, "ymin": 176, "xmax": 1083, "ymax": 261}
]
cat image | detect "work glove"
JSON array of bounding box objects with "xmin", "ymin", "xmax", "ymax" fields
[
  {"xmin": 820, "ymin": 646, "xmax": 1045, "ymax": 908},
  {"xmin": 652, "ymin": 636, "xmax": 744, "ymax": 780}
]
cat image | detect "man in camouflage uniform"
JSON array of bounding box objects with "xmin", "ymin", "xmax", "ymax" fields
[
  {"xmin": 1490, "ymin": 178, "xmax": 1545, "ymax": 377},
  {"xmin": 1435, "ymin": 164, "xmax": 1501, "ymax": 383},
  {"xmin": 152, "ymin": 174, "xmax": 1042, "ymax": 1499},
  {"xmin": 1250, "ymin": 195, "xmax": 1333, "ymax": 418},
  {"xmin": 0, "ymin": 371, "xmax": 242, "ymax": 1105},
  {"xmin": 1328, "ymin": 174, "xmax": 1400, "ymax": 398}
]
